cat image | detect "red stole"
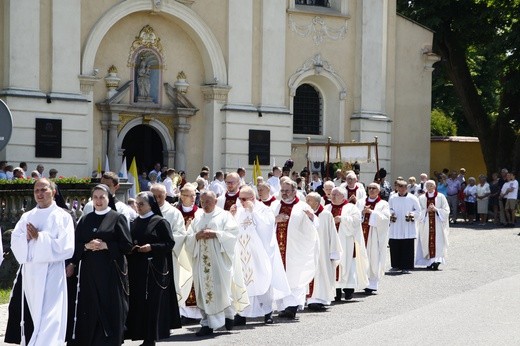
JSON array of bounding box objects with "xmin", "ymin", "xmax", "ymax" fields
[
  {"xmin": 323, "ymin": 196, "xmax": 332, "ymax": 205},
  {"xmin": 223, "ymin": 192, "xmax": 239, "ymax": 211},
  {"xmin": 361, "ymin": 196, "xmax": 381, "ymax": 246},
  {"xmin": 177, "ymin": 204, "xmax": 198, "ymax": 225},
  {"xmin": 276, "ymin": 197, "xmax": 299, "ymax": 269},
  {"xmin": 314, "ymin": 204, "xmax": 324, "ymax": 217},
  {"xmin": 346, "ymin": 185, "xmax": 358, "ymax": 203},
  {"xmin": 426, "ymin": 191, "xmax": 438, "ymax": 258},
  {"xmin": 261, "ymin": 195, "xmax": 277, "ymax": 207},
  {"xmin": 177, "ymin": 203, "xmax": 198, "ymax": 305},
  {"xmin": 330, "ymin": 200, "xmax": 348, "ymax": 230}
]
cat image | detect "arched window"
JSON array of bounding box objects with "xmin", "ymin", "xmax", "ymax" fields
[
  {"xmin": 293, "ymin": 84, "xmax": 322, "ymax": 135},
  {"xmin": 295, "ymin": 0, "xmax": 330, "ymax": 8}
]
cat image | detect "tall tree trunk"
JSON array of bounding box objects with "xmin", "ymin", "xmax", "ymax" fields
[{"xmin": 436, "ymin": 30, "xmax": 508, "ymax": 174}]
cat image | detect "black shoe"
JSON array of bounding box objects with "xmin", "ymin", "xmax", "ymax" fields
[
  {"xmin": 334, "ymin": 288, "xmax": 342, "ymax": 302},
  {"xmin": 264, "ymin": 312, "xmax": 274, "ymax": 324},
  {"xmin": 195, "ymin": 326, "xmax": 213, "ymax": 337},
  {"xmin": 363, "ymin": 288, "xmax": 376, "ymax": 295},
  {"xmin": 431, "ymin": 262, "xmax": 440, "ymax": 271},
  {"xmin": 278, "ymin": 306, "xmax": 297, "ymax": 319},
  {"xmin": 343, "ymin": 288, "xmax": 354, "ymax": 300},
  {"xmin": 140, "ymin": 341, "xmax": 155, "ymax": 346},
  {"xmin": 307, "ymin": 303, "xmax": 326, "ymax": 311},
  {"xmin": 233, "ymin": 314, "xmax": 246, "ymax": 326},
  {"xmin": 225, "ymin": 318, "xmax": 234, "ymax": 330}
]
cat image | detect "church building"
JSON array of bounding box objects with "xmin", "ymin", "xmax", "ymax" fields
[{"xmin": 0, "ymin": 0, "xmax": 438, "ymax": 183}]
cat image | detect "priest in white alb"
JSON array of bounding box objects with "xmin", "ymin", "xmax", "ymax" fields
[
  {"xmin": 416, "ymin": 180, "xmax": 450, "ymax": 270},
  {"xmin": 8, "ymin": 178, "xmax": 75, "ymax": 345},
  {"xmin": 271, "ymin": 180, "xmax": 318, "ymax": 319},
  {"xmin": 305, "ymin": 192, "xmax": 342, "ymax": 310},
  {"xmin": 341, "ymin": 171, "xmax": 367, "ymax": 205},
  {"xmin": 185, "ymin": 191, "xmax": 249, "ymax": 336},
  {"xmin": 174, "ymin": 184, "xmax": 204, "ymax": 321},
  {"xmin": 231, "ymin": 186, "xmax": 291, "ymax": 325},
  {"xmin": 358, "ymin": 183, "xmax": 391, "ymax": 294},
  {"xmin": 326, "ymin": 187, "xmax": 369, "ymax": 301}
]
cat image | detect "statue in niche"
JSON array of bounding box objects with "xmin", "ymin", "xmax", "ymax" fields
[
  {"xmin": 137, "ymin": 58, "xmax": 151, "ymax": 98},
  {"xmin": 134, "ymin": 51, "xmax": 160, "ymax": 104}
]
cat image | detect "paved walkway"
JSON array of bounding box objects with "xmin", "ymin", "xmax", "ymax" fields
[{"xmin": 0, "ymin": 223, "xmax": 519, "ymax": 345}]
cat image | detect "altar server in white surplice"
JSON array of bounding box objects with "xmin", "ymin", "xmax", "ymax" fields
[
  {"xmin": 388, "ymin": 180, "xmax": 421, "ymax": 273},
  {"xmin": 185, "ymin": 191, "xmax": 249, "ymax": 337},
  {"xmin": 358, "ymin": 183, "xmax": 391, "ymax": 294},
  {"xmin": 305, "ymin": 192, "xmax": 342, "ymax": 311},
  {"xmin": 231, "ymin": 186, "xmax": 291, "ymax": 326},
  {"xmin": 9, "ymin": 178, "xmax": 75, "ymax": 345},
  {"xmin": 416, "ymin": 180, "xmax": 450, "ymax": 271}
]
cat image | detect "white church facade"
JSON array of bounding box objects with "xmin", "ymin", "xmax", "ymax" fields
[{"xmin": 0, "ymin": 0, "xmax": 438, "ymax": 183}]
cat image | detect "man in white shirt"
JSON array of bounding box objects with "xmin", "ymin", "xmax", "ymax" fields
[
  {"xmin": 500, "ymin": 172, "xmax": 518, "ymax": 227},
  {"xmin": 267, "ymin": 166, "xmax": 282, "ymax": 196},
  {"xmin": 308, "ymin": 172, "xmax": 322, "ymax": 192},
  {"xmin": 162, "ymin": 168, "xmax": 178, "ymax": 203},
  {"xmin": 208, "ymin": 171, "xmax": 226, "ymax": 197}
]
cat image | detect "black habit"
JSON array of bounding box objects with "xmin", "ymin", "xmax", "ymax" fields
[
  {"xmin": 125, "ymin": 215, "xmax": 182, "ymax": 342},
  {"xmin": 68, "ymin": 210, "xmax": 133, "ymax": 346}
]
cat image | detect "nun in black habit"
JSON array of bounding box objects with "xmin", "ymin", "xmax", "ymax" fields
[
  {"xmin": 125, "ymin": 191, "xmax": 182, "ymax": 346},
  {"xmin": 68, "ymin": 184, "xmax": 133, "ymax": 345}
]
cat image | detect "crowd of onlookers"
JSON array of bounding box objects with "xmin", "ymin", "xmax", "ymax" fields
[
  {"xmin": 133, "ymin": 162, "xmax": 519, "ymax": 230},
  {"xmin": 0, "ymin": 160, "xmax": 59, "ymax": 180},
  {"xmin": 3, "ymin": 159, "xmax": 518, "ymax": 230}
]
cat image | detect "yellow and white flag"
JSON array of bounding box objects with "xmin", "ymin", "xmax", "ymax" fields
[{"xmin": 128, "ymin": 157, "xmax": 140, "ymax": 198}]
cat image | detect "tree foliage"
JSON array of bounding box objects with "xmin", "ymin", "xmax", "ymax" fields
[
  {"xmin": 431, "ymin": 109, "xmax": 457, "ymax": 136},
  {"xmin": 397, "ymin": 0, "xmax": 520, "ymax": 173}
]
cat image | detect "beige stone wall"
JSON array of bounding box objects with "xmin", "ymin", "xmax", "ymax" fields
[
  {"xmin": 1, "ymin": 1, "xmax": 435, "ymax": 182},
  {"xmin": 285, "ymin": 10, "xmax": 354, "ymax": 145},
  {"xmin": 91, "ymin": 12, "xmax": 206, "ymax": 179},
  {"xmin": 81, "ymin": 0, "xmax": 121, "ymax": 48},
  {"xmin": 393, "ymin": 14, "xmax": 434, "ymax": 178}
]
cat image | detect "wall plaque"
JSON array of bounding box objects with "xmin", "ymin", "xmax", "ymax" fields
[
  {"xmin": 248, "ymin": 130, "xmax": 270, "ymax": 165},
  {"xmin": 35, "ymin": 118, "xmax": 62, "ymax": 158}
]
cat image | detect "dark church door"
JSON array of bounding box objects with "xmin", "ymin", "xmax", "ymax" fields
[{"xmin": 122, "ymin": 124, "xmax": 163, "ymax": 173}]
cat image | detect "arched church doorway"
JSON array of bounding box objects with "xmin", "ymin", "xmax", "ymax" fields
[{"xmin": 122, "ymin": 124, "xmax": 163, "ymax": 174}]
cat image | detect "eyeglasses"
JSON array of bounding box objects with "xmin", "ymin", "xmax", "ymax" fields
[
  {"xmin": 280, "ymin": 189, "xmax": 293, "ymax": 193},
  {"xmin": 136, "ymin": 202, "xmax": 146, "ymax": 207},
  {"xmin": 239, "ymin": 197, "xmax": 252, "ymax": 202},
  {"xmin": 367, "ymin": 187, "xmax": 378, "ymax": 190},
  {"xmin": 181, "ymin": 194, "xmax": 195, "ymax": 198}
]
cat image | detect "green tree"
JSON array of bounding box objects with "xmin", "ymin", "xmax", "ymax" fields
[
  {"xmin": 431, "ymin": 109, "xmax": 457, "ymax": 136},
  {"xmin": 397, "ymin": 0, "xmax": 520, "ymax": 173}
]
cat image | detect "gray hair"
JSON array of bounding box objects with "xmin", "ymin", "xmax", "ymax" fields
[{"xmin": 307, "ymin": 192, "xmax": 321, "ymax": 204}]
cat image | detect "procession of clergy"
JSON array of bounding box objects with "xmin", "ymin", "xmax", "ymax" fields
[{"xmin": 5, "ymin": 168, "xmax": 450, "ymax": 345}]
